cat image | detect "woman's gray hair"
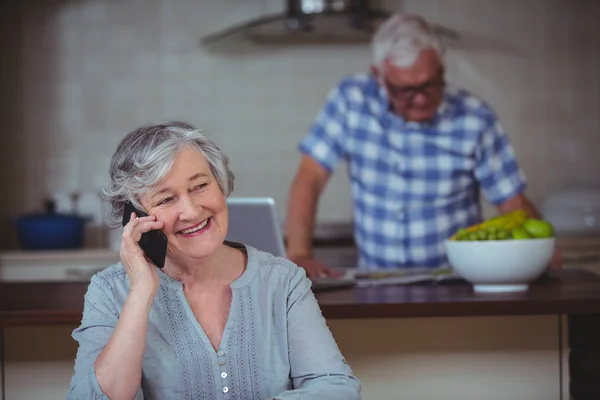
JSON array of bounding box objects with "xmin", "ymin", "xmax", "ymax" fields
[
  {"xmin": 102, "ymin": 121, "xmax": 235, "ymax": 228},
  {"xmin": 372, "ymin": 13, "xmax": 445, "ymax": 71}
]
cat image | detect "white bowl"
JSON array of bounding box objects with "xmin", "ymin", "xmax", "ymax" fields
[{"xmin": 444, "ymin": 238, "xmax": 555, "ymax": 293}]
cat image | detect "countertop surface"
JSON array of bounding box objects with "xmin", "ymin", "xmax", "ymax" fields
[{"xmin": 1, "ymin": 269, "xmax": 599, "ymax": 326}]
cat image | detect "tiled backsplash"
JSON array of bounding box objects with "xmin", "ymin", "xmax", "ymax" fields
[{"xmin": 1, "ymin": 0, "xmax": 599, "ymax": 248}]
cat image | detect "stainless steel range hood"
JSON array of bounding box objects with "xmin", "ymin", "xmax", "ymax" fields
[{"xmin": 200, "ymin": 0, "xmax": 459, "ymax": 47}]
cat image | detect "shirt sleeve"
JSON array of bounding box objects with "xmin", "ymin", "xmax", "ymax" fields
[
  {"xmin": 298, "ymin": 81, "xmax": 350, "ymax": 173},
  {"xmin": 473, "ymin": 118, "xmax": 527, "ymax": 205},
  {"xmin": 271, "ymin": 267, "xmax": 361, "ymax": 400},
  {"xmin": 67, "ymin": 274, "xmax": 144, "ymax": 400}
]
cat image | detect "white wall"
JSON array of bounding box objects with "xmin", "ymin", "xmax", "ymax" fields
[{"xmin": 1, "ymin": 0, "xmax": 599, "ymax": 248}]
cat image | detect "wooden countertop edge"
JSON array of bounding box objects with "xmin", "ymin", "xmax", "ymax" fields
[
  {"xmin": 0, "ymin": 311, "xmax": 83, "ymax": 327},
  {"xmin": 2, "ymin": 301, "xmax": 599, "ymax": 326},
  {"xmin": 319, "ymin": 300, "xmax": 600, "ymax": 319}
]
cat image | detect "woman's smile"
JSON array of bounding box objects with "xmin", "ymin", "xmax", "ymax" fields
[{"xmin": 178, "ymin": 217, "xmax": 212, "ymax": 237}]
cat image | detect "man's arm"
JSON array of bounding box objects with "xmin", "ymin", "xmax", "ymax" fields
[
  {"xmin": 472, "ymin": 113, "xmax": 561, "ymax": 268},
  {"xmin": 288, "ymin": 77, "xmax": 352, "ymax": 277},
  {"xmin": 286, "ymin": 156, "xmax": 329, "ymax": 259},
  {"xmin": 497, "ymin": 193, "xmax": 541, "ymax": 218},
  {"xmin": 286, "ymin": 156, "xmax": 340, "ymax": 278}
]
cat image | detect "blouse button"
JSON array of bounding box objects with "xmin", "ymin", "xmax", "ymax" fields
[
  {"xmin": 219, "ymin": 361, "xmax": 225, "ymax": 366},
  {"xmin": 221, "ymin": 372, "xmax": 227, "ymax": 379},
  {"xmin": 222, "ymin": 387, "xmax": 229, "ymax": 393},
  {"xmin": 217, "ymin": 350, "xmax": 225, "ymax": 357}
]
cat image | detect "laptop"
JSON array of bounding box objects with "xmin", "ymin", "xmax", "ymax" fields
[
  {"xmin": 225, "ymin": 197, "xmax": 287, "ymax": 257},
  {"xmin": 225, "ymin": 196, "xmax": 355, "ymax": 292}
]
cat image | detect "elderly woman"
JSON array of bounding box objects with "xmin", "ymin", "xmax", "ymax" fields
[{"xmin": 68, "ymin": 121, "xmax": 361, "ymax": 399}]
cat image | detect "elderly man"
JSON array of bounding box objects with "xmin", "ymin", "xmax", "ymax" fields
[{"xmin": 285, "ymin": 13, "xmax": 546, "ymax": 278}]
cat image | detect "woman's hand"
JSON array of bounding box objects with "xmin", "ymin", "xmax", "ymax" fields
[{"xmin": 120, "ymin": 212, "xmax": 164, "ymax": 296}]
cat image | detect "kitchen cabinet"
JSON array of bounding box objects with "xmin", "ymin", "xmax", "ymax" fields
[
  {"xmin": 2, "ymin": 317, "xmax": 563, "ymax": 400},
  {"xmin": 3, "ymin": 270, "xmax": 600, "ymax": 399},
  {"xmin": 329, "ymin": 316, "xmax": 563, "ymax": 400}
]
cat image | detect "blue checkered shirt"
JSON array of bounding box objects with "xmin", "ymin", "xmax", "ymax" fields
[{"xmin": 299, "ymin": 74, "xmax": 526, "ymax": 270}]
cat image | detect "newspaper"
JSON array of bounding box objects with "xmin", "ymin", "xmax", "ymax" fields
[{"xmin": 353, "ymin": 267, "xmax": 464, "ymax": 287}]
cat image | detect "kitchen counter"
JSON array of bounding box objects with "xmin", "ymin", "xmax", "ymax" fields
[
  {"xmin": 3, "ymin": 270, "xmax": 600, "ymax": 397},
  {"xmin": 1, "ymin": 270, "xmax": 599, "ymax": 399},
  {"xmin": 0, "ymin": 270, "xmax": 598, "ymax": 325},
  {"xmin": 317, "ymin": 270, "xmax": 600, "ymax": 318}
]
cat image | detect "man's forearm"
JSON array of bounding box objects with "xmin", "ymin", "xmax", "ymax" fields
[{"xmin": 286, "ymin": 178, "xmax": 321, "ymax": 258}]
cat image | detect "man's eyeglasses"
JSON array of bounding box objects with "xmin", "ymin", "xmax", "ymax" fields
[{"xmin": 384, "ymin": 78, "xmax": 446, "ymax": 102}]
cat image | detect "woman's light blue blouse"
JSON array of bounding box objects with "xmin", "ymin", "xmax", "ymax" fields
[{"xmin": 68, "ymin": 243, "xmax": 361, "ymax": 399}]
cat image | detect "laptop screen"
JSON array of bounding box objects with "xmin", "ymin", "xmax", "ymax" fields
[{"xmin": 225, "ymin": 197, "xmax": 287, "ymax": 257}]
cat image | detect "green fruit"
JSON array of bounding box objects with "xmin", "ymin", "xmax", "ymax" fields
[
  {"xmin": 522, "ymin": 218, "xmax": 554, "ymax": 238},
  {"xmin": 496, "ymin": 229, "xmax": 509, "ymax": 240},
  {"xmin": 511, "ymin": 227, "xmax": 532, "ymax": 240},
  {"xmin": 455, "ymin": 233, "xmax": 468, "ymax": 241},
  {"xmin": 476, "ymin": 229, "xmax": 488, "ymax": 240},
  {"xmin": 455, "ymin": 228, "xmax": 469, "ymax": 241},
  {"xmin": 468, "ymin": 232, "xmax": 479, "ymax": 241}
]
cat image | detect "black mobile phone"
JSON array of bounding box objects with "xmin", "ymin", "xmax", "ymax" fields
[{"xmin": 122, "ymin": 201, "xmax": 168, "ymax": 269}]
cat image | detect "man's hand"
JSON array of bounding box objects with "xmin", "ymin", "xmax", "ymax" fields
[
  {"xmin": 498, "ymin": 193, "xmax": 541, "ymax": 219},
  {"xmin": 549, "ymin": 249, "xmax": 562, "ymax": 270},
  {"xmin": 289, "ymin": 256, "xmax": 343, "ymax": 279},
  {"xmin": 498, "ymin": 193, "xmax": 562, "ymax": 270}
]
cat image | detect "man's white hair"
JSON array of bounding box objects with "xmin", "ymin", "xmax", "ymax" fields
[{"xmin": 372, "ymin": 13, "xmax": 445, "ymax": 71}]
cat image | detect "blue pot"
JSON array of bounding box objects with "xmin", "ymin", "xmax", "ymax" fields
[{"xmin": 16, "ymin": 213, "xmax": 86, "ymax": 250}]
